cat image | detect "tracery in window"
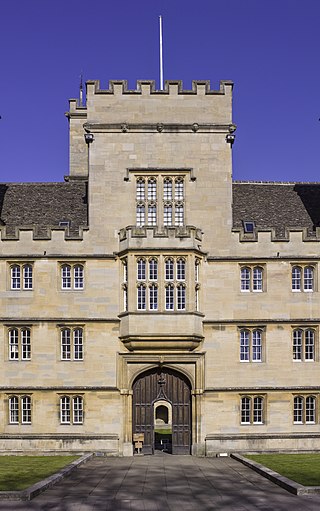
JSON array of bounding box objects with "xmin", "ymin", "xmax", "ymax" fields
[
  {"xmin": 240, "ymin": 266, "xmax": 263, "ymax": 292},
  {"xmin": 9, "ymin": 395, "xmax": 31, "ymax": 424},
  {"xmin": 292, "ymin": 265, "xmax": 315, "ymax": 292},
  {"xmin": 136, "ymin": 175, "xmax": 185, "ymax": 227},
  {"xmin": 294, "ymin": 395, "xmax": 316, "ymax": 424},
  {"xmin": 241, "ymin": 396, "xmax": 264, "ymax": 424},
  {"xmin": 149, "ymin": 284, "xmax": 158, "ymax": 310},
  {"xmin": 293, "ymin": 328, "xmax": 315, "ymax": 361},
  {"xmin": 10, "ymin": 264, "xmax": 33, "ymax": 290},
  {"xmin": 61, "ymin": 264, "xmax": 84, "ymax": 290},
  {"xmin": 163, "ymin": 178, "xmax": 172, "ymax": 200},
  {"xmin": 240, "ymin": 328, "xmax": 263, "ymax": 362},
  {"xmin": 9, "ymin": 328, "xmax": 31, "ymax": 360},
  {"xmin": 60, "ymin": 395, "xmax": 83, "ymax": 424},
  {"xmin": 61, "ymin": 328, "xmax": 83, "ymax": 361}
]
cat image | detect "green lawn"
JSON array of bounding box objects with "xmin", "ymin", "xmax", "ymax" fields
[
  {"xmin": 0, "ymin": 456, "xmax": 79, "ymax": 491},
  {"xmin": 245, "ymin": 454, "xmax": 320, "ymax": 486}
]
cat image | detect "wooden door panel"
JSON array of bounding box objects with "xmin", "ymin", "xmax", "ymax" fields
[{"xmin": 133, "ymin": 367, "xmax": 191, "ymax": 455}]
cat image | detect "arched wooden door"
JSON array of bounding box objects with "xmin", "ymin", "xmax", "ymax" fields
[{"xmin": 132, "ymin": 367, "xmax": 191, "ymax": 454}]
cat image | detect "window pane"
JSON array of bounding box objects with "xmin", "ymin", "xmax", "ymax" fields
[
  {"xmin": 23, "ymin": 265, "xmax": 33, "ymax": 289},
  {"xmin": 9, "ymin": 396, "xmax": 19, "ymax": 424},
  {"xmin": 163, "ymin": 178, "xmax": 172, "ymax": 200},
  {"xmin": 177, "ymin": 258, "xmax": 185, "ymax": 281},
  {"xmin": 60, "ymin": 396, "xmax": 71, "ymax": 423},
  {"xmin": 137, "ymin": 259, "xmax": 146, "ymax": 280},
  {"xmin": 175, "ymin": 204, "xmax": 184, "ymax": 226},
  {"xmin": 148, "ymin": 204, "xmax": 157, "ymax": 225},
  {"xmin": 175, "ymin": 178, "xmax": 184, "ymax": 200},
  {"xmin": 74, "ymin": 329, "xmax": 83, "ymax": 360},
  {"xmin": 253, "ymin": 267, "xmax": 263, "ymax": 291},
  {"xmin": 73, "ymin": 396, "xmax": 83, "ymax": 424},
  {"xmin": 165, "ymin": 284, "xmax": 174, "ymax": 310},
  {"xmin": 240, "ymin": 330, "xmax": 249, "ymax": 361},
  {"xmin": 136, "ymin": 178, "xmax": 145, "ymax": 200},
  {"xmin": 136, "ymin": 204, "xmax": 145, "ymax": 227},
  {"xmin": 195, "ymin": 286, "xmax": 199, "ymax": 312},
  {"xmin": 9, "ymin": 329, "xmax": 19, "ymax": 360},
  {"xmin": 294, "ymin": 396, "xmax": 303, "ymax": 423},
  {"xmin": 177, "ymin": 284, "xmax": 186, "ymax": 310},
  {"xmin": 22, "ymin": 396, "xmax": 31, "ymax": 424},
  {"xmin": 163, "ymin": 204, "xmax": 172, "ymax": 226},
  {"xmin": 241, "ymin": 267, "xmax": 250, "ymax": 291},
  {"xmin": 148, "ymin": 178, "xmax": 157, "ymax": 200},
  {"xmin": 292, "ymin": 267, "xmax": 301, "ymax": 291},
  {"xmin": 11, "ymin": 265, "xmax": 21, "ymax": 289},
  {"xmin": 137, "ymin": 284, "xmax": 146, "ymax": 310},
  {"xmin": 304, "ymin": 266, "xmax": 314, "ymax": 291},
  {"xmin": 21, "ymin": 329, "xmax": 31, "ymax": 360},
  {"xmin": 252, "ymin": 330, "xmax": 262, "ymax": 362},
  {"xmin": 253, "ymin": 397, "xmax": 263, "ymax": 423},
  {"xmin": 305, "ymin": 330, "xmax": 315, "ymax": 361},
  {"xmin": 293, "ymin": 330, "xmax": 302, "ymax": 361},
  {"xmin": 62, "ymin": 265, "xmax": 71, "ymax": 289},
  {"xmin": 74, "ymin": 265, "xmax": 84, "ymax": 289},
  {"xmin": 149, "ymin": 258, "xmax": 158, "ymax": 280},
  {"xmin": 306, "ymin": 396, "xmax": 316, "ymax": 423},
  {"xmin": 241, "ymin": 397, "xmax": 250, "ymax": 423},
  {"xmin": 123, "ymin": 260, "xmax": 128, "ymax": 283},
  {"xmin": 123, "ymin": 286, "xmax": 128, "ymax": 312},
  {"xmin": 61, "ymin": 329, "xmax": 71, "ymax": 360},
  {"xmin": 149, "ymin": 284, "xmax": 158, "ymax": 310},
  {"xmin": 165, "ymin": 259, "xmax": 174, "ymax": 280}
]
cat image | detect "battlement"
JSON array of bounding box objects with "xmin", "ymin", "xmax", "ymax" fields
[{"xmin": 68, "ymin": 79, "xmax": 234, "ymax": 126}]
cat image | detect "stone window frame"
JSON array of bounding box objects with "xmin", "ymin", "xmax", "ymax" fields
[
  {"xmin": 164, "ymin": 257, "xmax": 187, "ymax": 312},
  {"xmin": 240, "ymin": 395, "xmax": 265, "ymax": 425},
  {"xmin": 134, "ymin": 172, "xmax": 187, "ymax": 228},
  {"xmin": 292, "ymin": 327, "xmax": 316, "ymax": 362},
  {"xmin": 133, "ymin": 255, "xmax": 188, "ymax": 312},
  {"xmin": 8, "ymin": 327, "xmax": 31, "ymax": 361},
  {"xmin": 122, "ymin": 258, "xmax": 128, "ymax": 312},
  {"xmin": 59, "ymin": 395, "xmax": 84, "ymax": 425},
  {"xmin": 8, "ymin": 394, "xmax": 32, "ymax": 425},
  {"xmin": 291, "ymin": 264, "xmax": 315, "ymax": 293},
  {"xmin": 59, "ymin": 326, "xmax": 84, "ymax": 361},
  {"xmin": 60, "ymin": 262, "xmax": 85, "ymax": 290},
  {"xmin": 240, "ymin": 265, "xmax": 264, "ymax": 293},
  {"xmin": 136, "ymin": 257, "xmax": 160, "ymax": 311},
  {"xmin": 9, "ymin": 262, "xmax": 33, "ymax": 291},
  {"xmin": 239, "ymin": 327, "xmax": 265, "ymax": 363},
  {"xmin": 293, "ymin": 395, "xmax": 317, "ymax": 424}
]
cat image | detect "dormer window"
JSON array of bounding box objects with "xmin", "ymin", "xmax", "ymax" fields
[
  {"xmin": 59, "ymin": 221, "xmax": 70, "ymax": 228},
  {"xmin": 243, "ymin": 221, "xmax": 255, "ymax": 234}
]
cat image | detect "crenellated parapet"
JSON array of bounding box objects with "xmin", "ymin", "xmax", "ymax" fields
[
  {"xmin": 0, "ymin": 225, "xmax": 88, "ymax": 241},
  {"xmin": 66, "ymin": 78, "xmax": 235, "ymax": 179},
  {"xmin": 233, "ymin": 226, "xmax": 320, "ymax": 243},
  {"xmin": 118, "ymin": 225, "xmax": 203, "ymax": 253},
  {"xmin": 87, "ymin": 79, "xmax": 233, "ymax": 96}
]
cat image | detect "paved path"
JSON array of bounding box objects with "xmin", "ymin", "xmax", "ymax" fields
[{"xmin": 2, "ymin": 454, "xmax": 320, "ymax": 510}]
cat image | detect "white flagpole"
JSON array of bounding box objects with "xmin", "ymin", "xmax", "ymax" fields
[{"xmin": 159, "ymin": 15, "xmax": 164, "ymax": 90}]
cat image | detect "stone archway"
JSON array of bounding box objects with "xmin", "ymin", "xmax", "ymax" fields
[{"xmin": 132, "ymin": 367, "xmax": 191, "ymax": 454}]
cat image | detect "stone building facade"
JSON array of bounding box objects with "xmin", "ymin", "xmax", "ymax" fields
[{"xmin": 1, "ymin": 79, "xmax": 320, "ymax": 455}]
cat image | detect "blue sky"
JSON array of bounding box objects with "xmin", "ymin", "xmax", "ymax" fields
[{"xmin": 0, "ymin": 0, "xmax": 319, "ymax": 182}]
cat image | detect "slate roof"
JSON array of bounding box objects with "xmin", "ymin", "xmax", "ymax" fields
[
  {"xmin": 0, "ymin": 181, "xmax": 88, "ymax": 236},
  {"xmin": 232, "ymin": 182, "xmax": 320, "ymax": 235},
  {"xmin": 1, "ymin": 180, "xmax": 319, "ymax": 236}
]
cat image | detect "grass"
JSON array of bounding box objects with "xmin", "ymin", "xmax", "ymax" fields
[
  {"xmin": 245, "ymin": 454, "xmax": 320, "ymax": 486},
  {"xmin": 0, "ymin": 456, "xmax": 79, "ymax": 491}
]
